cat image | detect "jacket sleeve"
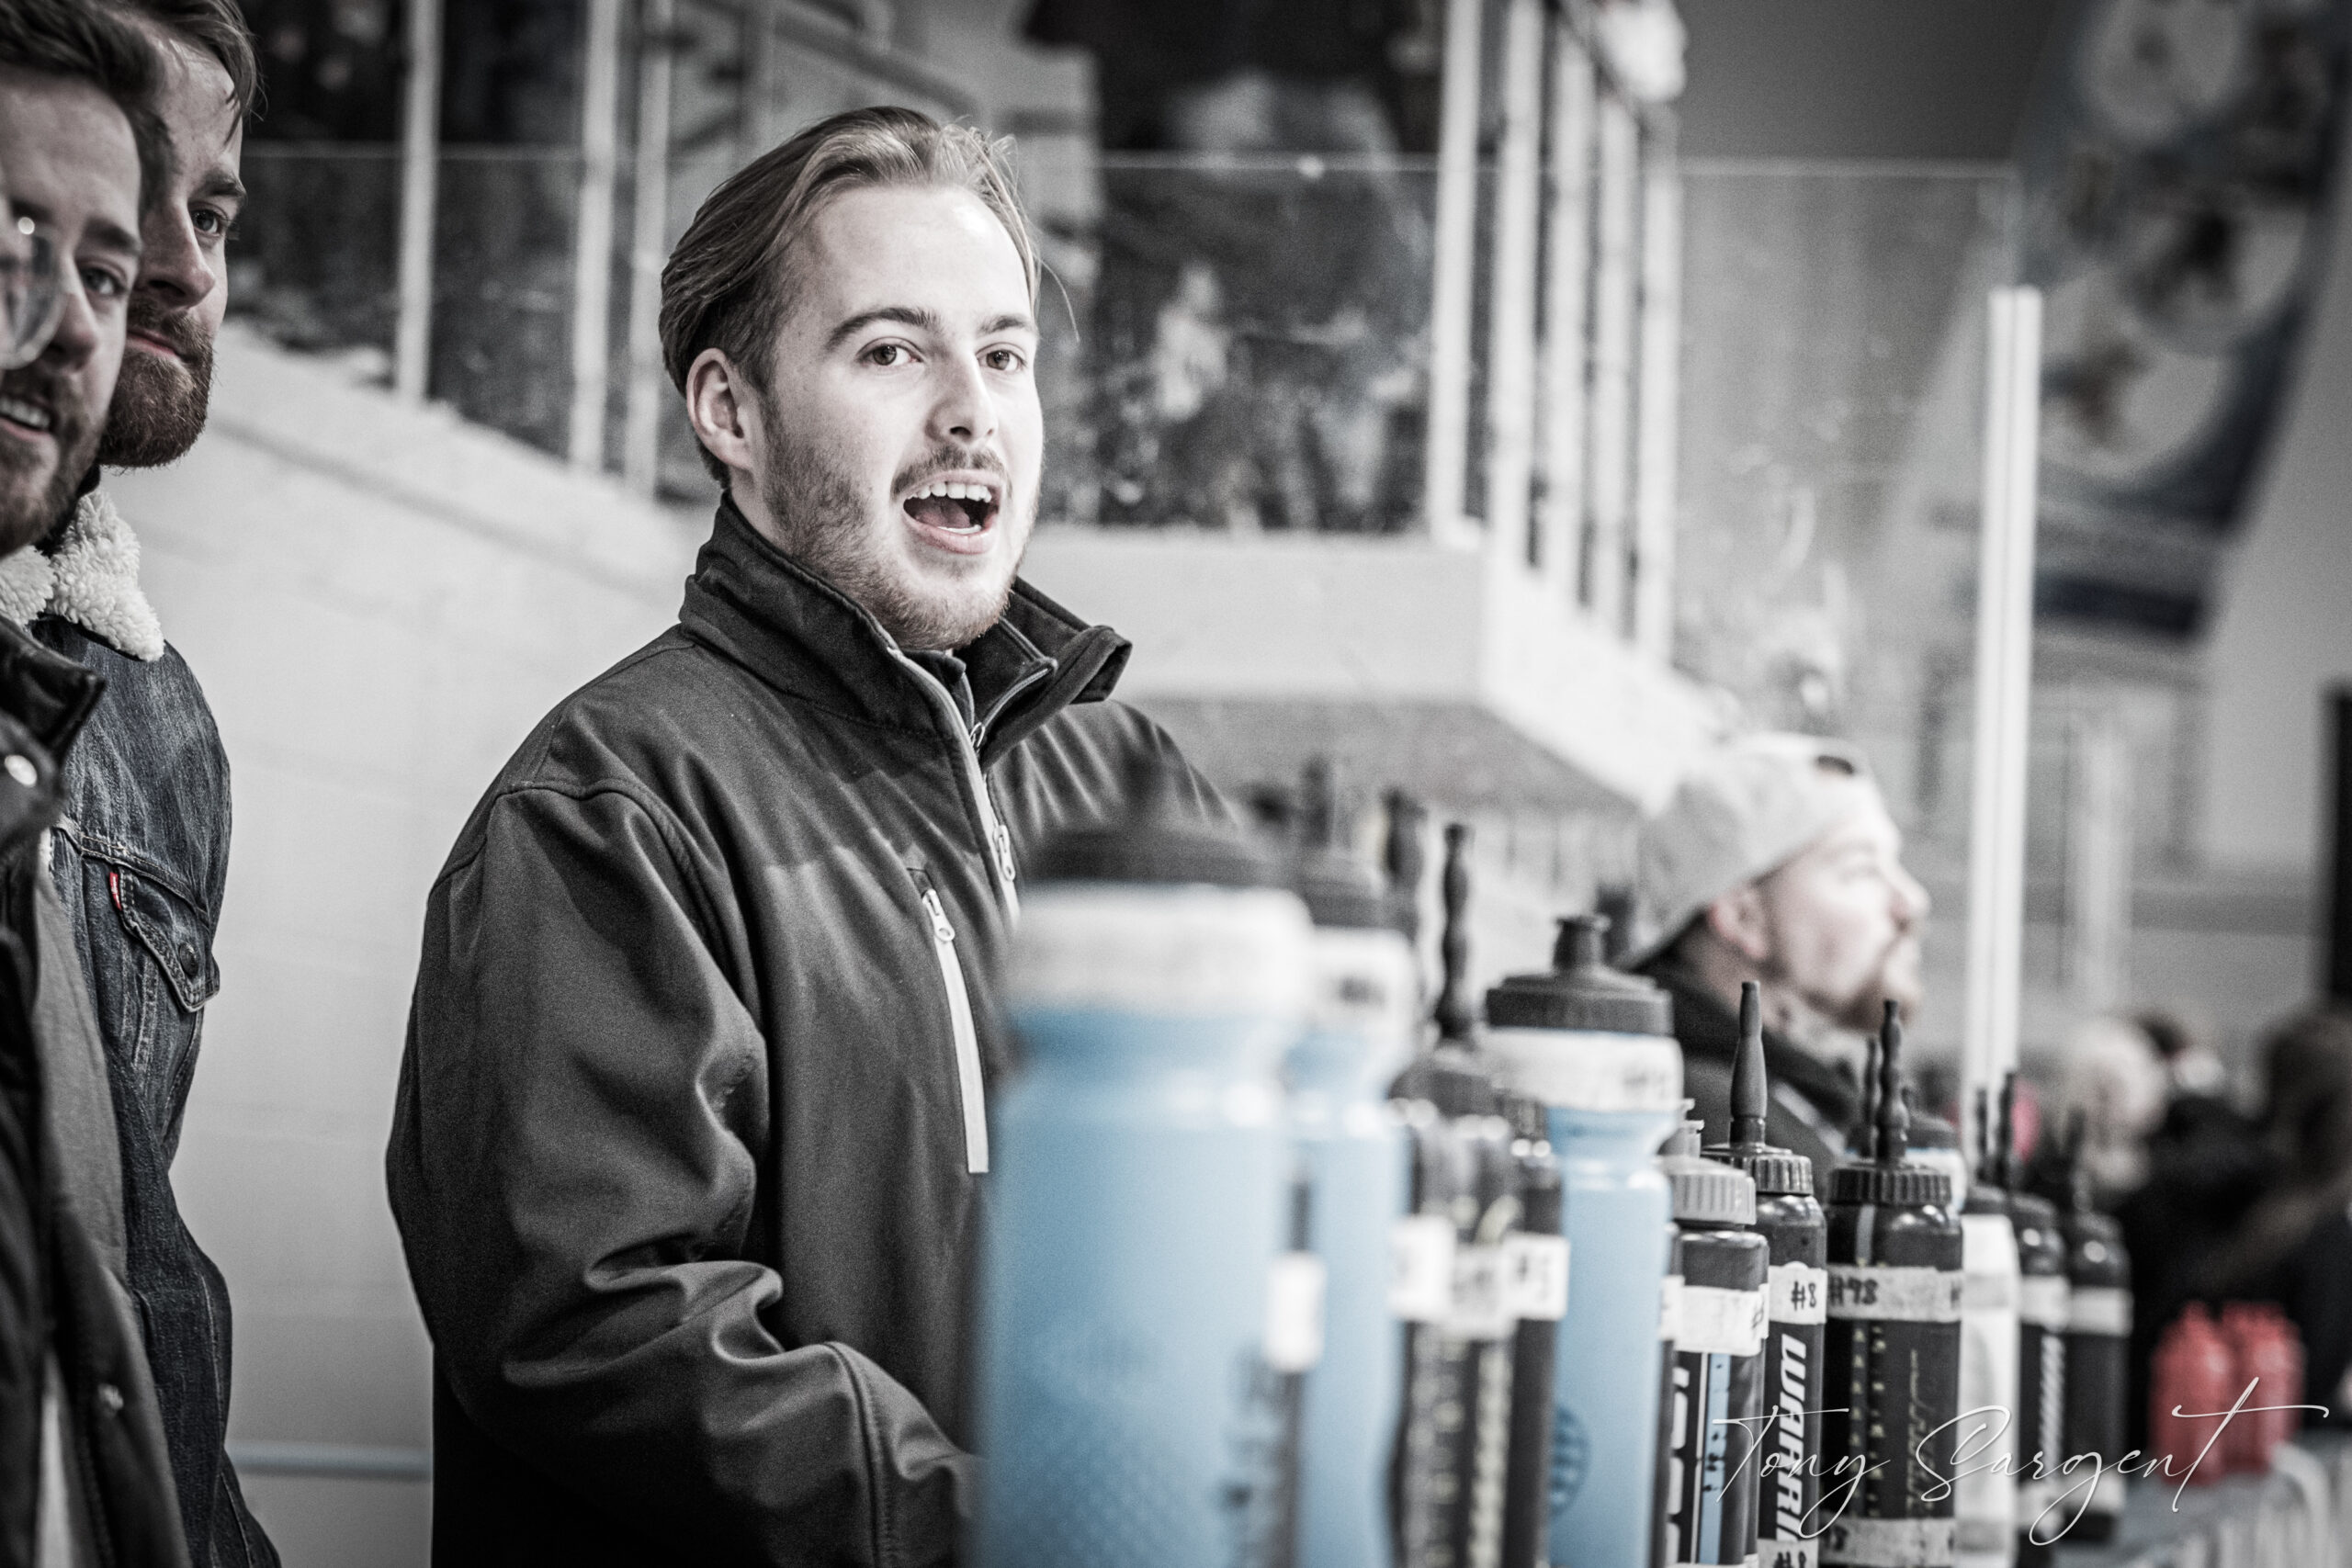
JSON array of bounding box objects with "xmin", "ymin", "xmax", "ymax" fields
[{"xmin": 387, "ymin": 781, "xmax": 970, "ymax": 1566}]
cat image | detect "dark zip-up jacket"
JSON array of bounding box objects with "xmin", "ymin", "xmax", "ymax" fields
[
  {"xmin": 388, "ymin": 499, "xmax": 1216, "ymax": 1566},
  {"xmin": 0, "ymin": 615, "xmax": 189, "ymax": 1568},
  {"xmin": 1640, "ymin": 961, "xmax": 1860, "ymax": 1179}
]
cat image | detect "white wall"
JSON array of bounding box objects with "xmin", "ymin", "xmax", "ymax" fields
[
  {"xmin": 2201, "ymin": 114, "xmax": 2352, "ymax": 878},
  {"xmin": 110, "ymin": 328, "xmax": 698, "ymax": 1566}
]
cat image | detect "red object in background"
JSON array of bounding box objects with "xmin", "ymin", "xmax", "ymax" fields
[
  {"xmin": 2151, "ymin": 1304, "xmax": 2239, "ymax": 1485},
  {"xmin": 2011, "ymin": 1080, "xmax": 2041, "ymax": 1166},
  {"xmin": 2219, "ymin": 1303, "xmax": 2305, "ymax": 1474}
]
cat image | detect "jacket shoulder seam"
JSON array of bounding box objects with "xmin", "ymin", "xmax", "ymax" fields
[{"xmin": 438, "ymin": 776, "xmax": 694, "ymax": 893}]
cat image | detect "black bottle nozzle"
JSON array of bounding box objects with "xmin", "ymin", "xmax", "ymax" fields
[
  {"xmin": 1873, "ymin": 1000, "xmax": 1909, "ymax": 1166},
  {"xmin": 1290, "ymin": 758, "xmax": 1397, "ymax": 932},
  {"xmin": 1729, "ymin": 980, "xmax": 1769, "ymax": 1147},
  {"xmin": 1481, "ymin": 909, "xmax": 1673, "ymax": 1036},
  {"xmin": 1382, "ymin": 789, "xmax": 1426, "ymax": 941},
  {"xmin": 1855, "ymin": 1031, "xmax": 1883, "ymax": 1160},
  {"xmin": 1973, "ymin": 1086, "xmax": 1994, "ymax": 1185},
  {"xmin": 1299, "ymin": 757, "xmax": 1339, "ymax": 851},
  {"xmin": 2064, "ymin": 1106, "xmax": 2095, "ymax": 1213},
  {"xmin": 1703, "ymin": 980, "xmax": 1814, "ymax": 1196},
  {"xmin": 1555, "ymin": 912, "xmax": 1608, "ymax": 972},
  {"xmin": 1433, "ymin": 823, "xmax": 1474, "ymax": 1043}
]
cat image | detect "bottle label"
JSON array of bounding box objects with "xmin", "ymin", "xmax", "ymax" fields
[
  {"xmin": 2070, "ymin": 1285, "xmax": 2132, "ymax": 1337},
  {"xmin": 1679, "ymin": 1284, "xmax": 1768, "ymax": 1357},
  {"xmin": 1758, "ymin": 1315, "xmax": 1826, "ymax": 1562},
  {"xmin": 1770, "ymin": 1261, "xmax": 1827, "ymax": 1325},
  {"xmin": 1306, "ymin": 927, "xmax": 1419, "ymax": 1050},
  {"xmin": 1961, "ymin": 1270, "xmax": 2018, "ymax": 1312},
  {"xmin": 1389, "ymin": 1214, "xmax": 1456, "ymax": 1323},
  {"xmin": 1448, "ymin": 1245, "xmax": 1512, "ymax": 1340},
  {"xmin": 1664, "ymin": 1341, "xmax": 1765, "ymax": 1568},
  {"xmin": 1481, "ymin": 1027, "xmax": 1684, "ymax": 1112},
  {"xmin": 2013, "ymin": 1320, "xmax": 2066, "ymax": 1517},
  {"xmin": 1262, "ymin": 1252, "xmax": 1326, "ymax": 1372},
  {"xmin": 1501, "ymin": 1232, "xmax": 1569, "ymax": 1322},
  {"xmin": 1821, "ymin": 1307, "xmax": 1961, "ymax": 1556},
  {"xmin": 1659, "ymin": 1272, "xmax": 1685, "ymax": 1340},
  {"xmin": 1826, "ymin": 1264, "xmax": 1962, "ymax": 1323},
  {"xmin": 1819, "ymin": 1513, "xmax": 1956, "ymax": 1565},
  {"xmin": 2018, "ymin": 1275, "xmax": 2069, "ymax": 1329}
]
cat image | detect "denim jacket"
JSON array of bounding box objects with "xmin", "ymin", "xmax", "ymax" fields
[
  {"xmin": 0, "ymin": 610, "xmax": 194, "ymax": 1568},
  {"xmin": 12, "ymin": 490, "xmax": 275, "ymax": 1567}
]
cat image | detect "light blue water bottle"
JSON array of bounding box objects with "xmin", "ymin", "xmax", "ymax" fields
[
  {"xmin": 1285, "ymin": 775, "xmax": 1417, "ymax": 1568},
  {"xmin": 972, "ymin": 768, "xmax": 1316, "ymax": 1568},
  {"xmin": 1481, "ymin": 914, "xmax": 1683, "ymax": 1567}
]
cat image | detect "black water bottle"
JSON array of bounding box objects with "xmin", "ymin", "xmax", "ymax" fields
[
  {"xmin": 1499, "ymin": 1103, "xmax": 1563, "ymax": 1568},
  {"xmin": 1707, "ymin": 982, "xmax": 1828, "ymax": 1568},
  {"xmin": 1651, "ymin": 1226, "xmax": 1685, "ymax": 1568},
  {"xmin": 1391, "ymin": 1060, "xmax": 1524, "ymax": 1568},
  {"xmin": 1391, "ymin": 820, "xmax": 1523, "ymax": 1568},
  {"xmin": 2005, "ymin": 1074, "xmax": 2068, "ymax": 1567},
  {"xmin": 1393, "ymin": 1098, "xmax": 1475, "ymax": 1566},
  {"xmin": 1820, "ymin": 1003, "xmax": 1962, "ymax": 1568},
  {"xmin": 2058, "ymin": 1113, "xmax": 2130, "ymax": 1545},
  {"xmin": 1659, "ymin": 1114, "xmax": 1770, "ymax": 1566}
]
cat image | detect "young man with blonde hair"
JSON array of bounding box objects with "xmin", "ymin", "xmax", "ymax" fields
[{"xmin": 390, "ymin": 107, "xmax": 1216, "ymax": 1564}]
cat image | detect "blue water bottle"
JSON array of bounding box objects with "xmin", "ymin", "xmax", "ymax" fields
[
  {"xmin": 1285, "ymin": 771, "xmax": 1417, "ymax": 1568},
  {"xmin": 972, "ymin": 767, "xmax": 1316, "ymax": 1568},
  {"xmin": 1481, "ymin": 913, "xmax": 1683, "ymax": 1567}
]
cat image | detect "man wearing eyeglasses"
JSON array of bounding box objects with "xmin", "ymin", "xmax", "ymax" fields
[
  {"xmin": 0, "ymin": 2, "xmax": 197, "ymax": 1562},
  {"xmin": 7, "ymin": 3, "xmax": 275, "ymax": 1562}
]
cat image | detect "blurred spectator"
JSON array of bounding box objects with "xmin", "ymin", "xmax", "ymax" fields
[
  {"xmin": 2121, "ymin": 1007, "xmax": 2352, "ymax": 1443},
  {"xmin": 2044, "ymin": 1014, "xmax": 2169, "ymax": 1204},
  {"xmin": 2142, "ymin": 1008, "xmax": 2229, "ymax": 1099},
  {"xmin": 1027, "ymin": 0, "xmax": 1434, "ymax": 535}
]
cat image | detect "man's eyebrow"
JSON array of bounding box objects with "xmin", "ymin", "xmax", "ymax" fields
[
  {"xmin": 825, "ymin": 305, "xmax": 940, "ymax": 351},
  {"xmin": 87, "ymin": 216, "xmax": 143, "ymax": 259},
  {"xmin": 196, "ymin": 168, "xmax": 246, "ymax": 204},
  {"xmin": 980, "ymin": 312, "xmax": 1037, "ymax": 337}
]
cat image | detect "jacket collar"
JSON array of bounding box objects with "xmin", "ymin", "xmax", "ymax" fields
[
  {"xmin": 0, "ymin": 612, "xmax": 102, "ymax": 758},
  {"xmin": 678, "ymin": 494, "xmax": 1129, "ymax": 761},
  {"xmin": 1642, "ymin": 959, "xmax": 1862, "ymax": 1134},
  {"xmin": 0, "ymin": 489, "xmax": 167, "ymax": 661}
]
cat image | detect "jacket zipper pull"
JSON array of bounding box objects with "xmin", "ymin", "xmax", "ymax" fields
[
  {"xmin": 921, "ymin": 888, "xmax": 956, "ymax": 944},
  {"xmin": 992, "ymin": 823, "xmax": 1018, "ymax": 886}
]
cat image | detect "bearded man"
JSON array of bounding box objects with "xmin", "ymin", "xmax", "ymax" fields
[
  {"xmin": 0, "ymin": 1, "xmax": 199, "ymax": 1561},
  {"xmin": 2, "ymin": 4, "xmax": 275, "ymax": 1562},
  {"xmin": 388, "ymin": 107, "xmax": 1218, "ymax": 1565},
  {"xmin": 1630, "ymin": 733, "xmax": 1933, "ymax": 1174}
]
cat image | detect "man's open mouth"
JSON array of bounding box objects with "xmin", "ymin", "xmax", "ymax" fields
[
  {"xmin": 0, "ymin": 392, "xmax": 52, "ymax": 436},
  {"xmin": 901, "ymin": 477, "xmax": 1001, "ymax": 552}
]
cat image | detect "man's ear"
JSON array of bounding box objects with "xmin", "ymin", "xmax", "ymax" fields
[
  {"xmin": 1703, "ymin": 884, "xmax": 1773, "ymax": 966},
  {"xmin": 685, "ymin": 347, "xmax": 760, "ymax": 488}
]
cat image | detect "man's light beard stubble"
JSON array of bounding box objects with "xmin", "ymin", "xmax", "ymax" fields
[
  {"xmin": 98, "ymin": 299, "xmax": 213, "ymax": 468},
  {"xmin": 758, "ymin": 426, "xmax": 1024, "ymax": 652},
  {"xmin": 0, "ymin": 360, "xmax": 97, "ymax": 552}
]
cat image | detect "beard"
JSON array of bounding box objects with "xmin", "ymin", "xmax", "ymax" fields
[
  {"xmin": 96, "ymin": 296, "xmax": 213, "ymax": 468},
  {"xmin": 756, "ymin": 427, "xmax": 1023, "ymax": 652},
  {"xmin": 1813, "ymin": 933, "xmax": 1924, "ymax": 1035},
  {"xmin": 0, "ymin": 360, "xmax": 97, "ymax": 554}
]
